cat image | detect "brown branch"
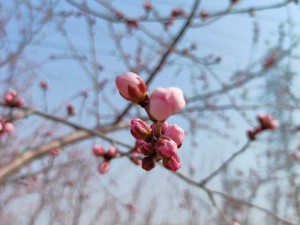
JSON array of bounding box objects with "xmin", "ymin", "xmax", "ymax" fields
[
  {"xmin": 199, "ymin": 141, "xmax": 251, "ymax": 186},
  {"xmin": 173, "ymin": 171, "xmax": 297, "ymax": 225},
  {"xmin": 0, "ymin": 103, "xmax": 135, "ymax": 184}
]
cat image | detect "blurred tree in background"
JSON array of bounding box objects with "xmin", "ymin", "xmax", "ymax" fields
[{"xmin": 1, "ymin": 0, "xmax": 300, "ymax": 224}]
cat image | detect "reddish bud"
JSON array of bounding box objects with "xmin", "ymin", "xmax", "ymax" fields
[
  {"xmin": 126, "ymin": 19, "xmax": 140, "ymax": 29},
  {"xmin": 131, "ymin": 118, "xmax": 152, "ymax": 140},
  {"xmin": 200, "ymin": 11, "xmax": 209, "ymax": 19},
  {"xmin": 98, "ymin": 161, "xmax": 110, "ymax": 174},
  {"xmin": 107, "ymin": 146, "xmax": 117, "ymax": 158},
  {"xmin": 163, "ymin": 154, "xmax": 181, "ymax": 171},
  {"xmin": 164, "ymin": 124, "xmax": 185, "ymax": 147},
  {"xmin": 39, "ymin": 80, "xmax": 49, "ymax": 90},
  {"xmin": 155, "ymin": 136, "xmax": 178, "ymax": 158},
  {"xmin": 93, "ymin": 145, "xmax": 105, "ymax": 157},
  {"xmin": 141, "ymin": 156, "xmax": 156, "ymax": 171},
  {"xmin": 115, "ymin": 72, "xmax": 148, "ymax": 104},
  {"xmin": 144, "ymin": 1, "xmax": 152, "ymax": 11},
  {"xmin": 171, "ymin": 8, "xmax": 186, "ymax": 17},
  {"xmin": 137, "ymin": 140, "xmax": 153, "ymax": 155},
  {"xmin": 257, "ymin": 114, "xmax": 277, "ymax": 130},
  {"xmin": 263, "ymin": 51, "xmax": 279, "ymax": 69},
  {"xmin": 126, "ymin": 202, "xmax": 136, "ymax": 212},
  {"xmin": 231, "ymin": 0, "xmax": 239, "ymax": 4},
  {"xmin": 247, "ymin": 129, "xmax": 256, "ymax": 140},
  {"xmin": 67, "ymin": 104, "xmax": 75, "ymax": 116},
  {"xmin": 50, "ymin": 149, "xmax": 61, "ymax": 157}
]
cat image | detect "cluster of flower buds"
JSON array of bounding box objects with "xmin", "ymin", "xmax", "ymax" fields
[
  {"xmin": 4, "ymin": 90, "xmax": 25, "ymax": 107},
  {"xmin": 116, "ymin": 72, "xmax": 186, "ymax": 172},
  {"xmin": 0, "ymin": 120, "xmax": 14, "ymax": 137},
  {"xmin": 247, "ymin": 114, "xmax": 278, "ymax": 140},
  {"xmin": 131, "ymin": 119, "xmax": 185, "ymax": 171},
  {"xmin": 92, "ymin": 145, "xmax": 118, "ymax": 174}
]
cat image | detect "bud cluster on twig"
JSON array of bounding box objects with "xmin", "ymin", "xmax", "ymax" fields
[{"xmin": 115, "ymin": 72, "xmax": 186, "ymax": 172}]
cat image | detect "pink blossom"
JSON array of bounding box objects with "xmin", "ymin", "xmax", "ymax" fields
[
  {"xmin": 130, "ymin": 118, "xmax": 152, "ymax": 140},
  {"xmin": 155, "ymin": 136, "xmax": 178, "ymax": 158},
  {"xmin": 98, "ymin": 161, "xmax": 110, "ymax": 174},
  {"xmin": 149, "ymin": 87, "xmax": 185, "ymax": 121},
  {"xmin": 141, "ymin": 156, "xmax": 156, "ymax": 171},
  {"xmin": 115, "ymin": 72, "xmax": 147, "ymax": 103},
  {"xmin": 137, "ymin": 139, "xmax": 153, "ymax": 155},
  {"xmin": 164, "ymin": 124, "xmax": 185, "ymax": 147},
  {"xmin": 92, "ymin": 145, "xmax": 105, "ymax": 157},
  {"xmin": 163, "ymin": 154, "xmax": 181, "ymax": 171},
  {"xmin": 257, "ymin": 114, "xmax": 277, "ymax": 130}
]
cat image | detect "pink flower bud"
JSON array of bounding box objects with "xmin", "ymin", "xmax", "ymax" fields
[
  {"xmin": 107, "ymin": 146, "xmax": 117, "ymax": 158},
  {"xmin": 0, "ymin": 123, "xmax": 2, "ymax": 132},
  {"xmin": 141, "ymin": 156, "xmax": 156, "ymax": 171},
  {"xmin": 257, "ymin": 114, "xmax": 277, "ymax": 130},
  {"xmin": 163, "ymin": 154, "xmax": 181, "ymax": 171},
  {"xmin": 92, "ymin": 145, "xmax": 105, "ymax": 157},
  {"xmin": 149, "ymin": 87, "xmax": 185, "ymax": 121},
  {"xmin": 126, "ymin": 202, "xmax": 136, "ymax": 212},
  {"xmin": 115, "ymin": 72, "xmax": 147, "ymax": 103},
  {"xmin": 155, "ymin": 136, "xmax": 178, "ymax": 158},
  {"xmin": 131, "ymin": 118, "xmax": 152, "ymax": 140},
  {"xmin": 164, "ymin": 124, "xmax": 185, "ymax": 147},
  {"xmin": 137, "ymin": 140, "xmax": 153, "ymax": 155},
  {"xmin": 98, "ymin": 161, "xmax": 110, "ymax": 174},
  {"xmin": 4, "ymin": 122, "xmax": 14, "ymax": 133}
]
